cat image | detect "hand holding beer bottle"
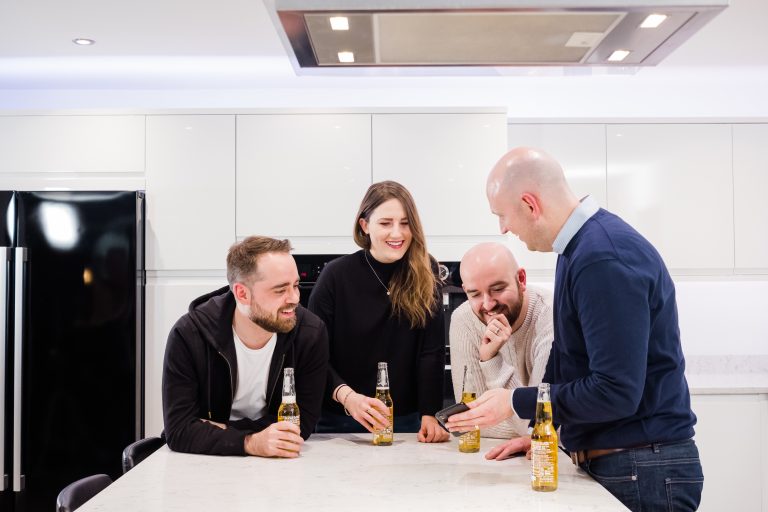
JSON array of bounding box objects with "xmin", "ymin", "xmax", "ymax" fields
[
  {"xmin": 339, "ymin": 390, "xmax": 391, "ymax": 433},
  {"xmin": 373, "ymin": 362, "xmax": 394, "ymax": 446},
  {"xmin": 277, "ymin": 367, "xmax": 300, "ymax": 426}
]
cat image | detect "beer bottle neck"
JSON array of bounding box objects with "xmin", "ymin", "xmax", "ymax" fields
[{"xmin": 535, "ymin": 400, "xmax": 553, "ymax": 424}]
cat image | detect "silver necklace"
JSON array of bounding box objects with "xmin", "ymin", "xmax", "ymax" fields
[{"xmin": 364, "ymin": 250, "xmax": 390, "ymax": 296}]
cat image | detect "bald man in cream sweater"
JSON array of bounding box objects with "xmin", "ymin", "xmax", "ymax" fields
[{"xmin": 449, "ymin": 243, "xmax": 553, "ymax": 444}]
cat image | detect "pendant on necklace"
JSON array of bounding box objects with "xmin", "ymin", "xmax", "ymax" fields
[{"xmin": 364, "ymin": 250, "xmax": 392, "ymax": 297}]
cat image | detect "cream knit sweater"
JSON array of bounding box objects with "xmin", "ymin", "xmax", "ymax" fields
[{"xmin": 449, "ymin": 286, "xmax": 554, "ymax": 439}]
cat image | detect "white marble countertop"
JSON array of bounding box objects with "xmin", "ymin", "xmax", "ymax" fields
[{"xmin": 79, "ymin": 434, "xmax": 626, "ymax": 512}]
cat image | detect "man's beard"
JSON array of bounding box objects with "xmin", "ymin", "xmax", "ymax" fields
[
  {"xmin": 484, "ymin": 280, "xmax": 524, "ymax": 326},
  {"xmin": 249, "ymin": 303, "xmax": 297, "ymax": 333}
]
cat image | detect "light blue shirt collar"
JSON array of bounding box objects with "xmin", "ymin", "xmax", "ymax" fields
[{"xmin": 551, "ymin": 196, "xmax": 600, "ymax": 255}]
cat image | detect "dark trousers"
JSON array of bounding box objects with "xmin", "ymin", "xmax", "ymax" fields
[
  {"xmin": 315, "ymin": 411, "xmax": 421, "ymax": 433},
  {"xmin": 579, "ymin": 439, "xmax": 704, "ymax": 511}
]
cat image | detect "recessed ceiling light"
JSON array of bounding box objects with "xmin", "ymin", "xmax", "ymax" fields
[
  {"xmin": 640, "ymin": 14, "xmax": 668, "ymax": 28},
  {"xmin": 72, "ymin": 38, "xmax": 95, "ymax": 46},
  {"xmin": 329, "ymin": 16, "xmax": 349, "ymax": 31},
  {"xmin": 607, "ymin": 50, "xmax": 630, "ymax": 62},
  {"xmin": 337, "ymin": 51, "xmax": 355, "ymax": 63}
]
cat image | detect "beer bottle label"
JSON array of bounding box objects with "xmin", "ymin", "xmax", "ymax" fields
[{"xmin": 531, "ymin": 440, "xmax": 557, "ymax": 485}]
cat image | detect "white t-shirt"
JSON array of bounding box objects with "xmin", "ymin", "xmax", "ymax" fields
[{"xmin": 229, "ymin": 328, "xmax": 277, "ymax": 421}]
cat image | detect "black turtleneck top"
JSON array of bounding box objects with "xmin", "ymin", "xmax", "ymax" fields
[{"xmin": 308, "ymin": 250, "xmax": 445, "ymax": 417}]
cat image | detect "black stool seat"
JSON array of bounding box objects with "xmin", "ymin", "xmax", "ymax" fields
[
  {"xmin": 56, "ymin": 473, "xmax": 112, "ymax": 512},
  {"xmin": 122, "ymin": 436, "xmax": 165, "ymax": 473}
]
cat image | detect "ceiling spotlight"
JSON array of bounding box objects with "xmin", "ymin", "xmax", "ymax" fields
[
  {"xmin": 72, "ymin": 38, "xmax": 95, "ymax": 45},
  {"xmin": 329, "ymin": 16, "xmax": 349, "ymax": 30},
  {"xmin": 607, "ymin": 49, "xmax": 631, "ymax": 62},
  {"xmin": 640, "ymin": 14, "xmax": 668, "ymax": 28},
  {"xmin": 337, "ymin": 51, "xmax": 355, "ymax": 63}
]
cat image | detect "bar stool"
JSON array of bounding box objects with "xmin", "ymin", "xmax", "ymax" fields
[
  {"xmin": 122, "ymin": 436, "xmax": 165, "ymax": 473},
  {"xmin": 56, "ymin": 474, "xmax": 112, "ymax": 512}
]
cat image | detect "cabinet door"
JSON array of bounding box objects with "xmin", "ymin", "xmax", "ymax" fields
[
  {"xmin": 507, "ymin": 123, "xmax": 606, "ymax": 270},
  {"xmin": 690, "ymin": 394, "xmax": 766, "ymax": 512},
  {"xmin": 146, "ymin": 115, "xmax": 235, "ymax": 270},
  {"xmin": 0, "ymin": 115, "xmax": 145, "ymax": 172},
  {"xmin": 606, "ymin": 124, "xmax": 733, "ymax": 271},
  {"xmin": 372, "ymin": 113, "xmax": 507, "ymax": 237},
  {"xmin": 733, "ymin": 124, "xmax": 768, "ymax": 272},
  {"xmin": 236, "ymin": 114, "xmax": 371, "ymax": 238},
  {"xmin": 145, "ymin": 275, "xmax": 227, "ymax": 437}
]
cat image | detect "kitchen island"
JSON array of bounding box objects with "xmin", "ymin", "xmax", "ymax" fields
[{"xmin": 78, "ymin": 434, "xmax": 626, "ymax": 511}]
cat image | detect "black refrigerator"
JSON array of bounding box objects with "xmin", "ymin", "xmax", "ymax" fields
[{"xmin": 1, "ymin": 191, "xmax": 144, "ymax": 512}]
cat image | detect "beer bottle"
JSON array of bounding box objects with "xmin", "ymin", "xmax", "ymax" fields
[
  {"xmin": 277, "ymin": 367, "xmax": 300, "ymax": 427},
  {"xmin": 373, "ymin": 362, "xmax": 394, "ymax": 446},
  {"xmin": 458, "ymin": 368, "xmax": 480, "ymax": 453},
  {"xmin": 531, "ymin": 382, "xmax": 558, "ymax": 492}
]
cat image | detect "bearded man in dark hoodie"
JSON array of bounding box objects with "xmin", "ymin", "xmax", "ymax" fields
[{"xmin": 162, "ymin": 236, "xmax": 329, "ymax": 458}]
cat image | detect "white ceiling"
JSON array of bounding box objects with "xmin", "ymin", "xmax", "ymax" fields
[
  {"xmin": 0, "ymin": 0, "xmax": 283, "ymax": 57},
  {"xmin": 0, "ymin": 0, "xmax": 767, "ymax": 116}
]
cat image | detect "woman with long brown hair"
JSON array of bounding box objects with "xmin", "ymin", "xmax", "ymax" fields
[{"xmin": 308, "ymin": 181, "xmax": 448, "ymax": 442}]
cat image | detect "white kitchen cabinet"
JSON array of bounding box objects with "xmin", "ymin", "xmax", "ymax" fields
[
  {"xmin": 372, "ymin": 113, "xmax": 507, "ymax": 237},
  {"xmin": 236, "ymin": 114, "xmax": 371, "ymax": 238},
  {"xmin": 690, "ymin": 393, "xmax": 767, "ymax": 512},
  {"xmin": 733, "ymin": 124, "xmax": 768, "ymax": 272},
  {"xmin": 0, "ymin": 115, "xmax": 145, "ymax": 173},
  {"xmin": 145, "ymin": 115, "xmax": 235, "ymax": 270},
  {"xmin": 763, "ymin": 398, "xmax": 768, "ymax": 510},
  {"xmin": 144, "ymin": 274, "xmax": 227, "ymax": 437},
  {"xmin": 606, "ymin": 124, "xmax": 733, "ymax": 271},
  {"xmin": 506, "ymin": 123, "xmax": 607, "ymax": 270}
]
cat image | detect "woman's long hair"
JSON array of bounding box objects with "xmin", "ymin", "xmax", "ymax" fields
[{"xmin": 353, "ymin": 181, "xmax": 438, "ymax": 329}]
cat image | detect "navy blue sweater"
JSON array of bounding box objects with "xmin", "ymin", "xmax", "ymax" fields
[{"xmin": 512, "ymin": 209, "xmax": 696, "ymax": 450}]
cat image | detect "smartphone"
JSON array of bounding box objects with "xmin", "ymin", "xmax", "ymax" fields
[{"xmin": 435, "ymin": 402, "xmax": 470, "ymax": 437}]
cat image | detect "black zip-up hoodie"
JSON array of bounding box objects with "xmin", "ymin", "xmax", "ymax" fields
[{"xmin": 162, "ymin": 285, "xmax": 329, "ymax": 455}]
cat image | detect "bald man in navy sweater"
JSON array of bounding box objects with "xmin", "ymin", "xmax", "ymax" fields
[{"xmin": 447, "ymin": 147, "xmax": 702, "ymax": 512}]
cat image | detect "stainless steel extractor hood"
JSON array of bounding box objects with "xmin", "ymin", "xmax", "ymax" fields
[{"xmin": 265, "ymin": 0, "xmax": 727, "ymax": 70}]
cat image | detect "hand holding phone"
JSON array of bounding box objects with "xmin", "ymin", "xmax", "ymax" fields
[{"xmin": 435, "ymin": 402, "xmax": 470, "ymax": 437}]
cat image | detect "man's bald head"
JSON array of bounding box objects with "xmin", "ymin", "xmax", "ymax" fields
[
  {"xmin": 460, "ymin": 242, "xmax": 518, "ymax": 282},
  {"xmin": 459, "ymin": 242, "xmax": 528, "ymax": 328},
  {"xmin": 487, "ymin": 147, "xmax": 571, "ymax": 205},
  {"xmin": 486, "ymin": 147, "xmax": 579, "ymax": 252}
]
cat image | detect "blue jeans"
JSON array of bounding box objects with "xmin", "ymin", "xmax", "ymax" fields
[
  {"xmin": 315, "ymin": 411, "xmax": 422, "ymax": 433},
  {"xmin": 579, "ymin": 439, "xmax": 704, "ymax": 511}
]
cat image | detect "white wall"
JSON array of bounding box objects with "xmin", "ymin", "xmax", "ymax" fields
[{"xmin": 2, "ymin": 67, "xmax": 768, "ymax": 117}]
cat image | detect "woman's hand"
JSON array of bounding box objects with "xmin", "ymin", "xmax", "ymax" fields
[
  {"xmin": 417, "ymin": 415, "xmax": 450, "ymax": 443},
  {"xmin": 345, "ymin": 391, "xmax": 391, "ymax": 433}
]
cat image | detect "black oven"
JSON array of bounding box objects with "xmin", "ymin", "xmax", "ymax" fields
[
  {"xmin": 295, "ymin": 254, "xmax": 467, "ymax": 408},
  {"xmin": 440, "ymin": 261, "xmax": 468, "ymax": 407},
  {"xmin": 295, "ymin": 254, "xmax": 344, "ymax": 308}
]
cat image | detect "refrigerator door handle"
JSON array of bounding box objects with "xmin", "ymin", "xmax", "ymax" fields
[
  {"xmin": 12, "ymin": 247, "xmax": 26, "ymax": 492},
  {"xmin": 0, "ymin": 247, "xmax": 8, "ymax": 491}
]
